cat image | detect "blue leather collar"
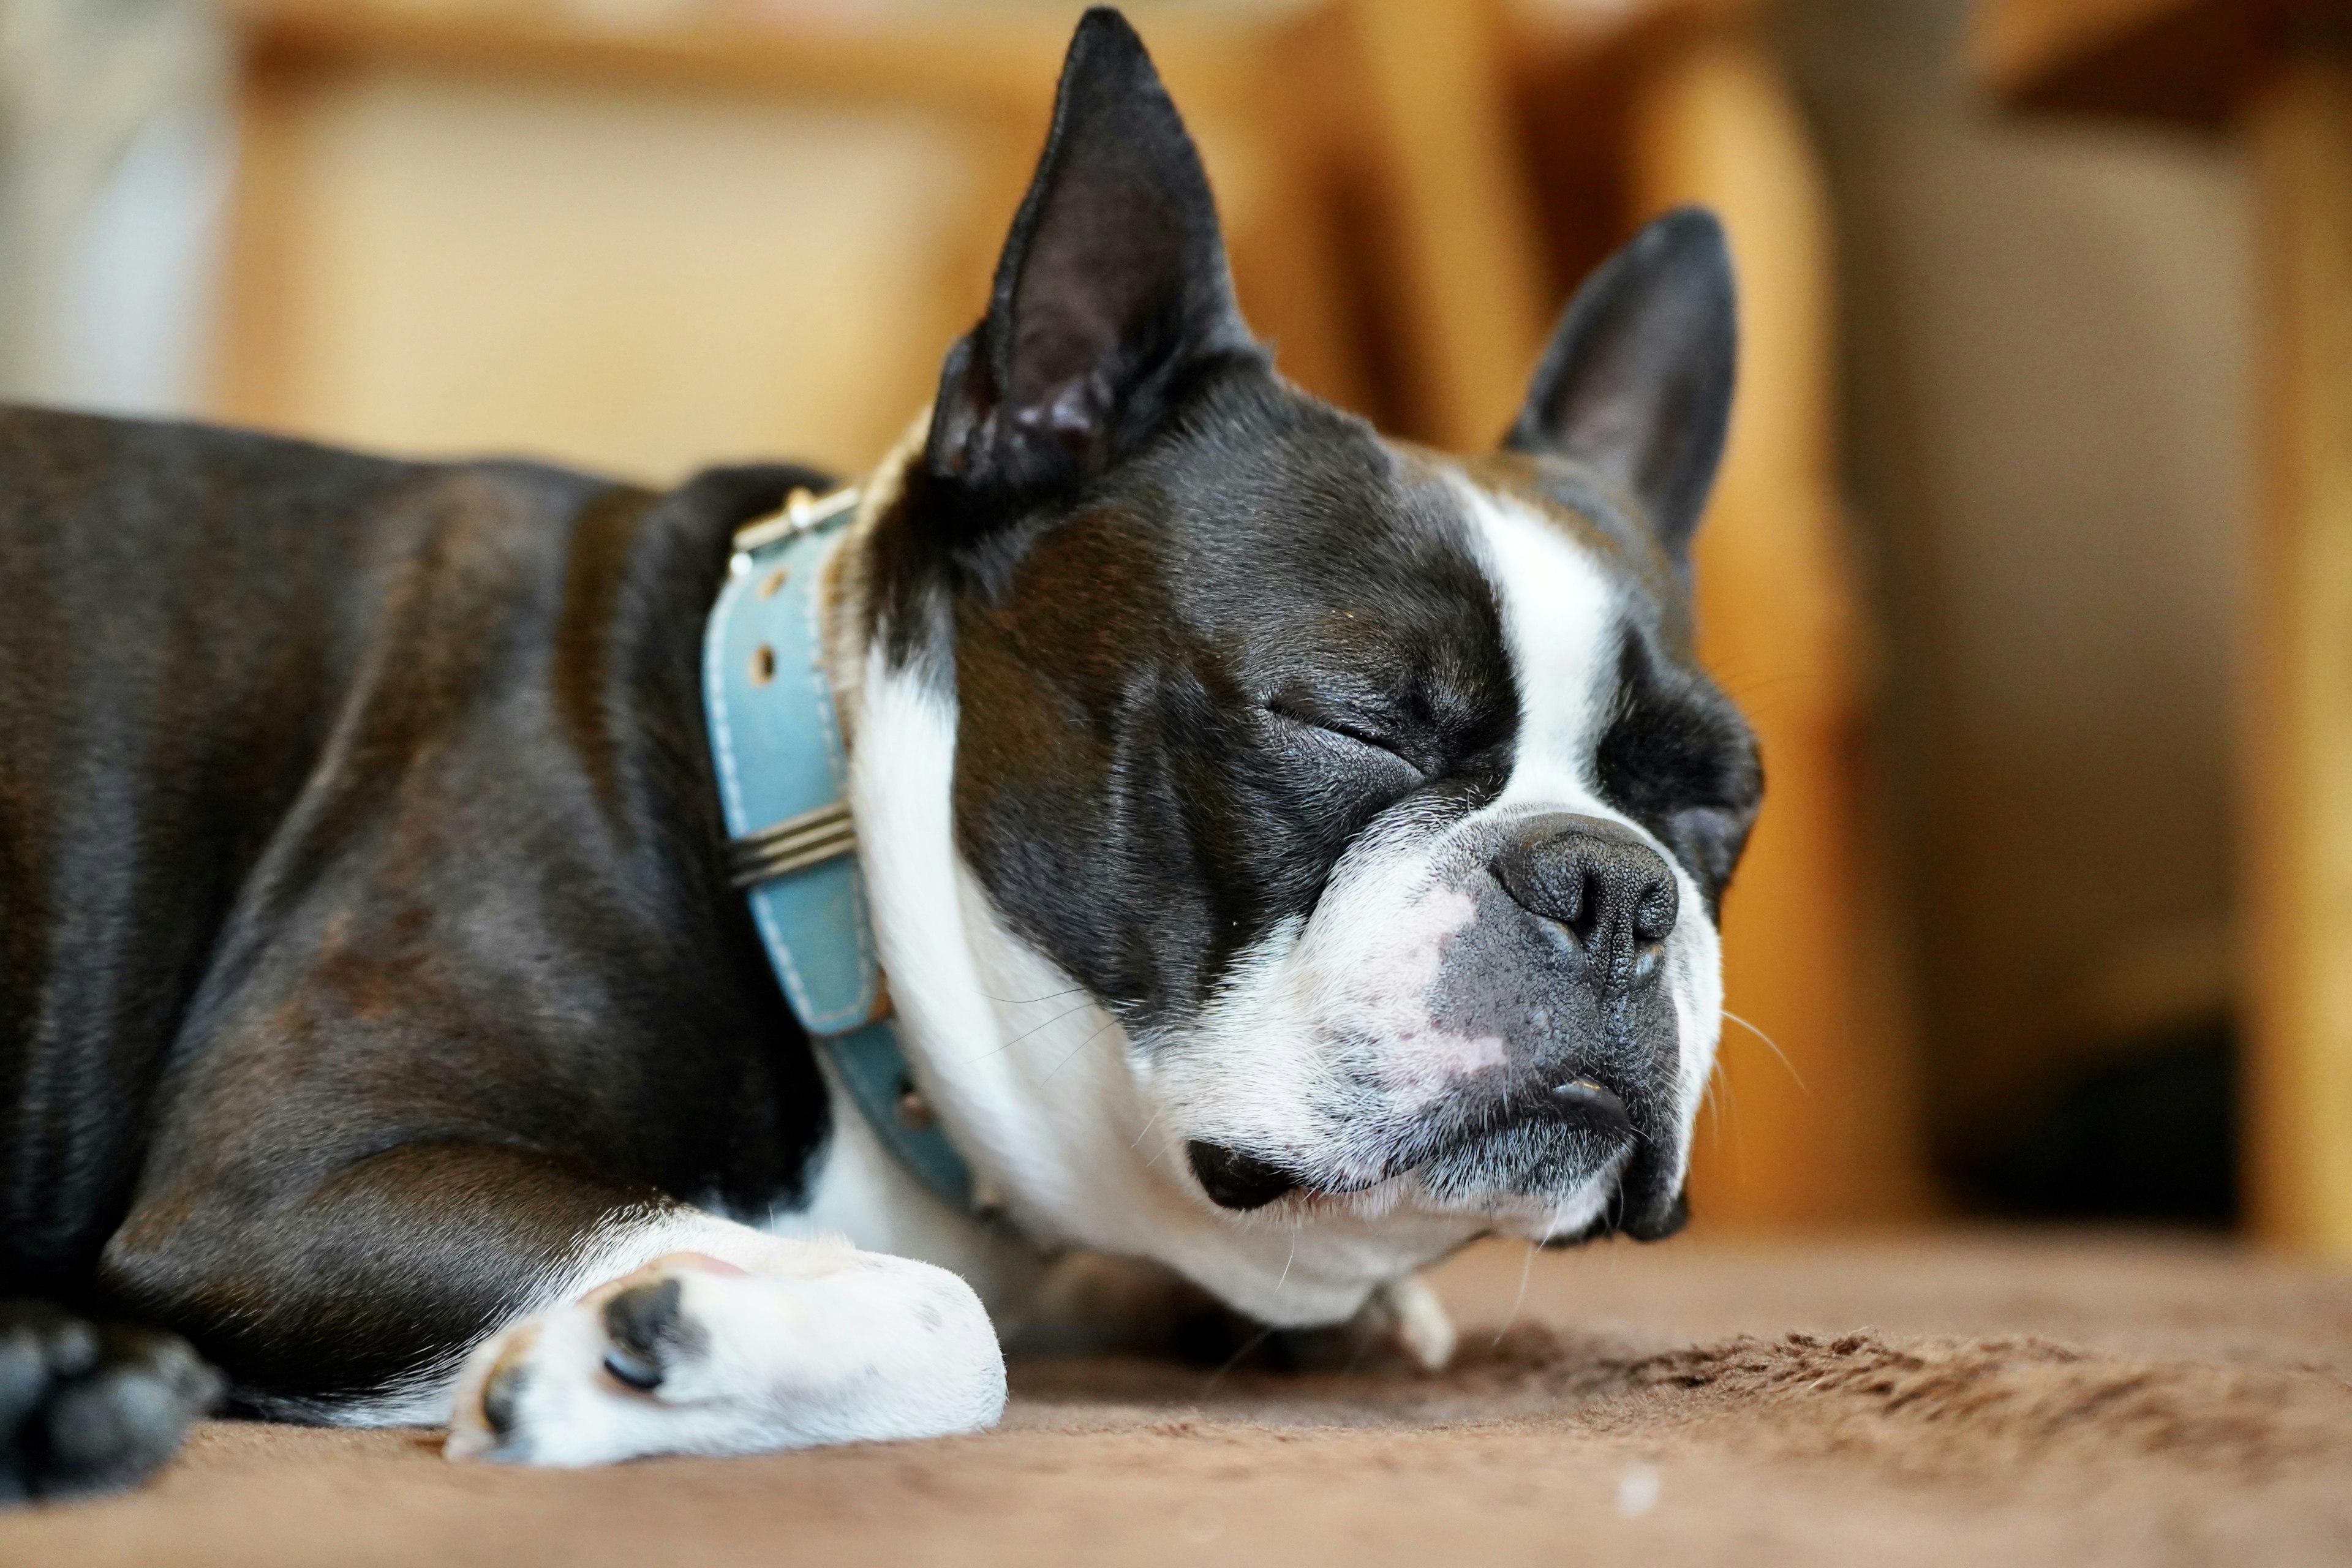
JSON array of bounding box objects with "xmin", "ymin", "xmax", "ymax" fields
[{"xmin": 703, "ymin": 485, "xmax": 975, "ymax": 1213}]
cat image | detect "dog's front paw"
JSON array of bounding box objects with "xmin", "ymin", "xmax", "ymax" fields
[
  {"xmin": 445, "ymin": 1248, "xmax": 1004, "ymax": 1466},
  {"xmin": 0, "ymin": 1301, "xmax": 224, "ymax": 1502}
]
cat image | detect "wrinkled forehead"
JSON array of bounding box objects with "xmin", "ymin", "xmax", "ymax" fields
[
  {"xmin": 1144, "ymin": 429, "xmax": 1488, "ymax": 633},
  {"xmin": 1125, "ymin": 419, "xmax": 1660, "ymax": 703}
]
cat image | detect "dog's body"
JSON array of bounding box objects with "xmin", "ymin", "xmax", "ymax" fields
[{"xmin": 0, "ymin": 10, "xmax": 1759, "ymax": 1495}]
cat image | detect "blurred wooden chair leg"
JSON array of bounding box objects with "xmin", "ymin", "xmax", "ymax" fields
[
  {"xmin": 2245, "ymin": 57, "xmax": 2352, "ymax": 1259},
  {"xmin": 1339, "ymin": 0, "xmax": 1552, "ymax": 448},
  {"xmin": 1625, "ymin": 33, "xmax": 1931, "ymax": 1226},
  {"xmin": 1210, "ymin": 9, "xmax": 1382, "ymax": 418}
]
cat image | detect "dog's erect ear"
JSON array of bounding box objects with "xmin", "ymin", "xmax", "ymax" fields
[
  {"xmin": 925, "ymin": 7, "xmax": 1256, "ymax": 499},
  {"xmin": 1507, "ymin": 208, "xmax": 1737, "ymax": 560}
]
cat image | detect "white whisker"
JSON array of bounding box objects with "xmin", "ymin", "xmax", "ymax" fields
[{"xmin": 1720, "ymin": 1009, "xmax": 1805, "ymax": 1091}]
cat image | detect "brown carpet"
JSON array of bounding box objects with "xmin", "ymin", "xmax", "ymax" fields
[{"xmin": 4, "ymin": 1232, "xmax": 2349, "ymax": 1566}]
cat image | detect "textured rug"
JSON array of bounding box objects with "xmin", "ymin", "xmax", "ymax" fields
[{"xmin": 3, "ymin": 1233, "xmax": 2348, "ymax": 1566}]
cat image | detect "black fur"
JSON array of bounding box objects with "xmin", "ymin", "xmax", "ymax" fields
[
  {"xmin": 945, "ymin": 385, "xmax": 1520, "ymax": 1025},
  {"xmin": 1593, "ymin": 628, "xmax": 1762, "ymax": 921},
  {"xmin": 0, "ymin": 408, "xmax": 831, "ymax": 1423}
]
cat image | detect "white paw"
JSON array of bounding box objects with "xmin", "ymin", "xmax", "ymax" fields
[{"xmin": 444, "ymin": 1247, "xmax": 1005, "ymax": 1466}]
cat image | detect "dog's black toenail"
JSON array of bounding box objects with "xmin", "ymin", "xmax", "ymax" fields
[
  {"xmin": 601, "ymin": 1278, "xmax": 689, "ymax": 1392},
  {"xmin": 601, "ymin": 1348, "xmax": 662, "ymax": 1391},
  {"xmin": 481, "ymin": 1362, "xmax": 528, "ymax": 1438},
  {"xmin": 603, "ymin": 1278, "xmax": 682, "ymax": 1357}
]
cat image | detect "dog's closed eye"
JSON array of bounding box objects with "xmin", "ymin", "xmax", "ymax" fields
[{"xmin": 1263, "ymin": 697, "xmax": 1427, "ymax": 782}]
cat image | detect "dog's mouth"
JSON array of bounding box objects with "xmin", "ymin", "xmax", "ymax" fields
[{"xmin": 1183, "ymin": 1077, "xmax": 1643, "ymax": 1215}]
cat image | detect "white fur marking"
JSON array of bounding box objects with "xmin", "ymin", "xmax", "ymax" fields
[{"xmin": 1460, "ymin": 477, "xmax": 1723, "ymax": 1182}]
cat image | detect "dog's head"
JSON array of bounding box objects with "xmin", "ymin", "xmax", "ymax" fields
[{"xmin": 849, "ymin": 9, "xmax": 1758, "ymax": 1323}]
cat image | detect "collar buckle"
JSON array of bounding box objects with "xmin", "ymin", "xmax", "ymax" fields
[{"xmin": 729, "ymin": 484, "xmax": 861, "ymax": 568}]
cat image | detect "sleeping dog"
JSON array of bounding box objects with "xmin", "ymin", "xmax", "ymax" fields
[{"xmin": 0, "ymin": 7, "xmax": 1757, "ymax": 1494}]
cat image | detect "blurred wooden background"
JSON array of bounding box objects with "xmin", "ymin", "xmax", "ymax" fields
[{"xmin": 1978, "ymin": 0, "xmax": 2352, "ymax": 1259}]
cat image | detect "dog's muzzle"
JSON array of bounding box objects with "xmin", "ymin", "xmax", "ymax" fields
[{"xmin": 1185, "ymin": 810, "xmax": 1694, "ymax": 1241}]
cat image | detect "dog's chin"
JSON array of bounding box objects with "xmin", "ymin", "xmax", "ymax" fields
[
  {"xmin": 1153, "ymin": 1196, "xmax": 1488, "ymax": 1328},
  {"xmin": 1150, "ymin": 1136, "xmax": 1635, "ymax": 1328}
]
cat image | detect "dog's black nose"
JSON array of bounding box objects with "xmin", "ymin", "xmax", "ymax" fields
[{"xmin": 1491, "ymin": 813, "xmax": 1678, "ymax": 986}]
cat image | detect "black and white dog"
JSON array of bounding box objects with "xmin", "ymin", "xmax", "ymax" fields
[{"xmin": 0, "ymin": 8, "xmax": 1758, "ymax": 1495}]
